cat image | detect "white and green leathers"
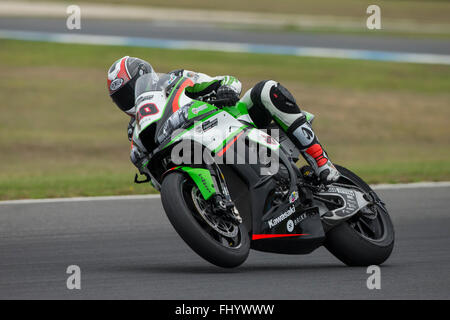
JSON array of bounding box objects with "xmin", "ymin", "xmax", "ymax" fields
[
  {"xmin": 130, "ymin": 71, "xmax": 339, "ymax": 184},
  {"xmin": 178, "ymin": 69, "xmax": 242, "ymax": 101}
]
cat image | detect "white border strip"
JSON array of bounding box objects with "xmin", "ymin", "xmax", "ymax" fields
[
  {"xmin": 371, "ymin": 181, "xmax": 450, "ymax": 190},
  {"xmin": 1, "ymin": 1, "xmax": 449, "ymax": 35},
  {"xmin": 1, "ymin": 30, "xmax": 450, "ymax": 65},
  {"xmin": 0, "ymin": 182, "xmax": 448, "ymax": 205},
  {"xmin": 0, "ymin": 194, "xmax": 161, "ymax": 205}
]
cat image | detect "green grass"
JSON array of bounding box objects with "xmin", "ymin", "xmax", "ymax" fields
[
  {"xmin": 42, "ymin": 0, "xmax": 450, "ymax": 38},
  {"xmin": 46, "ymin": 0, "xmax": 450, "ymax": 25},
  {"xmin": 0, "ymin": 39, "xmax": 449, "ymax": 199}
]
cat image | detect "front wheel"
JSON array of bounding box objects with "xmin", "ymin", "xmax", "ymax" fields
[
  {"xmin": 325, "ymin": 165, "xmax": 395, "ymax": 266},
  {"xmin": 161, "ymin": 171, "xmax": 250, "ymax": 268}
]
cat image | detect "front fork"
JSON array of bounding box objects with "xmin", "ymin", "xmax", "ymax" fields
[
  {"xmin": 208, "ymin": 163, "xmax": 243, "ymax": 224},
  {"xmin": 166, "ymin": 163, "xmax": 242, "ymax": 224}
]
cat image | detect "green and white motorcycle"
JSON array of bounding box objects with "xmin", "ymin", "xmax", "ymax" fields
[{"xmin": 133, "ymin": 73, "xmax": 395, "ymax": 268}]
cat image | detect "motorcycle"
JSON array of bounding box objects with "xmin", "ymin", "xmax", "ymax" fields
[{"xmin": 133, "ymin": 73, "xmax": 395, "ymax": 268}]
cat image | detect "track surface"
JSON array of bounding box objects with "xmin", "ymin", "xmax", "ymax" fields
[
  {"xmin": 1, "ymin": 17, "xmax": 450, "ymax": 54},
  {"xmin": 0, "ymin": 186, "xmax": 449, "ymax": 299}
]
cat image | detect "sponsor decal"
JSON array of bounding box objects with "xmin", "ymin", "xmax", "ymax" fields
[
  {"xmin": 293, "ymin": 210, "xmax": 318, "ymax": 226},
  {"xmin": 268, "ymin": 205, "xmax": 295, "ymax": 228},
  {"xmin": 289, "ymin": 191, "xmax": 299, "ymax": 203},
  {"xmin": 265, "ymin": 135, "xmax": 277, "ymax": 146},
  {"xmin": 286, "ymin": 220, "xmax": 294, "ymax": 232},
  {"xmin": 167, "ymin": 73, "xmax": 177, "ymax": 85},
  {"xmin": 192, "ymin": 104, "xmax": 208, "ymax": 115},
  {"xmin": 247, "ymin": 129, "xmax": 280, "ymax": 150},
  {"xmin": 336, "ymin": 187, "xmax": 355, "ymax": 196},
  {"xmin": 293, "ymin": 213, "xmax": 308, "ymax": 226},
  {"xmin": 110, "ymin": 78, "xmax": 124, "ymax": 91},
  {"xmin": 186, "ymin": 71, "xmax": 199, "ymax": 81},
  {"xmin": 201, "ymin": 118, "xmax": 218, "ymax": 132},
  {"xmin": 195, "ymin": 125, "xmax": 203, "ymax": 134},
  {"xmin": 199, "ymin": 174, "xmax": 213, "ymax": 194}
]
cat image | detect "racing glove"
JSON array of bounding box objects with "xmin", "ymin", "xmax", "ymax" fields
[{"xmin": 216, "ymin": 85, "xmax": 240, "ymax": 106}]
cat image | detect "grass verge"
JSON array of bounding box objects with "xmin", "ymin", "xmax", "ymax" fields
[
  {"xmin": 0, "ymin": 39, "xmax": 449, "ymax": 199},
  {"xmin": 48, "ymin": 0, "xmax": 450, "ymax": 25}
]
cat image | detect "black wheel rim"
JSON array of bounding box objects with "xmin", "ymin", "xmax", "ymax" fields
[
  {"xmin": 348, "ymin": 204, "xmax": 385, "ymax": 241},
  {"xmin": 179, "ymin": 178, "xmax": 243, "ymax": 249}
]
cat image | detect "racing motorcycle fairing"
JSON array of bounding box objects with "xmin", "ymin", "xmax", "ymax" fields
[{"xmin": 138, "ymin": 76, "xmax": 375, "ymax": 255}]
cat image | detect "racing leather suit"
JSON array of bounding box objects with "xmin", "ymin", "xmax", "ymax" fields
[{"xmin": 128, "ymin": 70, "xmax": 339, "ymax": 184}]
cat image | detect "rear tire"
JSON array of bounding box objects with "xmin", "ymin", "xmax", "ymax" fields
[
  {"xmin": 325, "ymin": 165, "xmax": 395, "ymax": 266},
  {"xmin": 161, "ymin": 172, "xmax": 250, "ymax": 268}
]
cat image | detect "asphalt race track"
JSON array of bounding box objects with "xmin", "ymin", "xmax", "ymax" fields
[
  {"xmin": 0, "ymin": 186, "xmax": 449, "ymax": 299},
  {"xmin": 1, "ymin": 17, "xmax": 450, "ymax": 55}
]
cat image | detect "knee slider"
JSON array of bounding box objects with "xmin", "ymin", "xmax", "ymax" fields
[{"xmin": 268, "ymin": 83, "xmax": 299, "ymax": 114}]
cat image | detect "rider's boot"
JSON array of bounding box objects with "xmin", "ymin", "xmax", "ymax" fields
[
  {"xmin": 243, "ymin": 80, "xmax": 340, "ymax": 185},
  {"xmin": 288, "ymin": 119, "xmax": 340, "ymax": 184}
]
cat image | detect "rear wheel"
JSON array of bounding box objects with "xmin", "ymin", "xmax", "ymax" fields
[
  {"xmin": 161, "ymin": 172, "xmax": 250, "ymax": 268},
  {"xmin": 325, "ymin": 165, "xmax": 395, "ymax": 266}
]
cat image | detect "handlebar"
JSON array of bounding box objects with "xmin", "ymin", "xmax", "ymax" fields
[{"xmin": 204, "ymin": 98, "xmax": 233, "ymax": 108}]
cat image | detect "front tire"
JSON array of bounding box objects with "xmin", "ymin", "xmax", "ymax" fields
[
  {"xmin": 325, "ymin": 165, "xmax": 395, "ymax": 266},
  {"xmin": 161, "ymin": 172, "xmax": 250, "ymax": 268}
]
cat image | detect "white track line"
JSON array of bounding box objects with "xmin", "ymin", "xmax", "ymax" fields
[
  {"xmin": 1, "ymin": 30, "xmax": 450, "ymax": 65},
  {"xmin": 0, "ymin": 194, "xmax": 161, "ymax": 205},
  {"xmin": 1, "ymin": 1, "xmax": 449, "ymax": 34},
  {"xmin": 371, "ymin": 181, "xmax": 450, "ymax": 190},
  {"xmin": 0, "ymin": 182, "xmax": 448, "ymax": 205}
]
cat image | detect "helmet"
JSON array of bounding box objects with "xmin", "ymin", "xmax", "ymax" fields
[{"xmin": 107, "ymin": 56, "xmax": 154, "ymax": 115}]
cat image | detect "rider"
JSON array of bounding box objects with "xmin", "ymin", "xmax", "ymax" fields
[{"xmin": 107, "ymin": 56, "xmax": 340, "ymax": 185}]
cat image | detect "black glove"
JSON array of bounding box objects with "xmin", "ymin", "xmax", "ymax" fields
[{"xmin": 216, "ymin": 85, "xmax": 239, "ymax": 106}]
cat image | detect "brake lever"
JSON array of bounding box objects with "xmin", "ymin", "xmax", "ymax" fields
[{"xmin": 205, "ymin": 98, "xmax": 233, "ymax": 108}]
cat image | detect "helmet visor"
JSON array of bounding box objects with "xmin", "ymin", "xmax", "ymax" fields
[{"xmin": 110, "ymin": 76, "xmax": 138, "ymax": 112}]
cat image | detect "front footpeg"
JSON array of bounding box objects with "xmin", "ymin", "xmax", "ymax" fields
[
  {"xmin": 315, "ymin": 186, "xmax": 371, "ymax": 227},
  {"xmin": 134, "ymin": 173, "xmax": 151, "ymax": 184}
]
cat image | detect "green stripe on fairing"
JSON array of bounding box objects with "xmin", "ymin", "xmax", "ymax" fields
[
  {"xmin": 221, "ymin": 106, "xmax": 240, "ymax": 118},
  {"xmin": 163, "ymin": 101, "xmax": 251, "ymax": 150},
  {"xmin": 188, "ymin": 101, "xmax": 217, "ymax": 119},
  {"xmin": 223, "ymin": 102, "xmax": 255, "ymax": 126},
  {"xmin": 222, "ymin": 102, "xmax": 249, "ymax": 118},
  {"xmin": 212, "ymin": 125, "xmax": 248, "ymax": 154},
  {"xmin": 162, "ymin": 110, "xmax": 222, "ymax": 149}
]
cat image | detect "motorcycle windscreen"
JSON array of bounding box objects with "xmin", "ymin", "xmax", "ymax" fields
[{"xmin": 134, "ymin": 74, "xmax": 169, "ymax": 150}]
